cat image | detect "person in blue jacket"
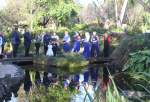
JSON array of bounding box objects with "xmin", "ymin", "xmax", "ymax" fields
[
  {"xmin": 11, "ymin": 27, "xmax": 20, "ymax": 57},
  {"xmin": 43, "ymin": 32, "xmax": 51, "ymax": 55},
  {"xmin": 63, "ymin": 31, "xmax": 71, "ymax": 52},
  {"xmin": 24, "ymin": 28, "xmax": 32, "ymax": 56},
  {"xmin": 72, "ymin": 32, "xmax": 81, "ymax": 53},
  {"xmin": 0, "ymin": 32, "xmax": 5, "ymax": 55},
  {"xmin": 82, "ymin": 32, "xmax": 91, "ymax": 59},
  {"xmin": 90, "ymin": 31, "xmax": 100, "ymax": 58}
]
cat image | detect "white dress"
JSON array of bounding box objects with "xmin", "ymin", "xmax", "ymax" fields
[{"xmin": 46, "ymin": 44, "xmax": 54, "ymax": 56}]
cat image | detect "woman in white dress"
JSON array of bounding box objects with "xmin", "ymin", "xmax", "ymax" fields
[{"xmin": 46, "ymin": 42, "xmax": 54, "ymax": 56}]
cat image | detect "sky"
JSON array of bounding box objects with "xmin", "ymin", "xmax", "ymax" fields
[
  {"xmin": 0, "ymin": 0, "xmax": 101, "ymax": 10},
  {"xmin": 0, "ymin": 0, "xmax": 6, "ymax": 10},
  {"xmin": 75, "ymin": 0, "xmax": 101, "ymax": 6}
]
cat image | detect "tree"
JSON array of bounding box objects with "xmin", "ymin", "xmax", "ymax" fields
[{"xmin": 32, "ymin": 0, "xmax": 79, "ymax": 30}]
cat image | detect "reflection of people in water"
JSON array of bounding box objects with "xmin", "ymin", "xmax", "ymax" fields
[
  {"xmin": 35, "ymin": 71, "xmax": 41, "ymax": 87},
  {"xmin": 83, "ymin": 71, "xmax": 89, "ymax": 83},
  {"xmin": 24, "ymin": 70, "xmax": 32, "ymax": 94},
  {"xmin": 89, "ymin": 67, "xmax": 99, "ymax": 87},
  {"xmin": 101, "ymin": 63, "xmax": 110, "ymax": 92},
  {"xmin": 43, "ymin": 72, "xmax": 50, "ymax": 90}
]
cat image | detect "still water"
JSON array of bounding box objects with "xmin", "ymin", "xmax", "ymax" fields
[{"xmin": 5, "ymin": 64, "xmax": 102, "ymax": 102}]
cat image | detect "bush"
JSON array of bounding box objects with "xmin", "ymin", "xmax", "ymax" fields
[
  {"xmin": 110, "ymin": 26, "xmax": 124, "ymax": 33},
  {"xmin": 71, "ymin": 24, "xmax": 88, "ymax": 31},
  {"xmin": 57, "ymin": 27, "xmax": 70, "ymax": 33}
]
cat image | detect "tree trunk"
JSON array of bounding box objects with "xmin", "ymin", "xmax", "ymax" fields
[
  {"xmin": 114, "ymin": 0, "xmax": 119, "ymax": 27},
  {"xmin": 119, "ymin": 0, "xmax": 128, "ymax": 26}
]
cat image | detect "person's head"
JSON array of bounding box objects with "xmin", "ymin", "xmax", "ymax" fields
[
  {"xmin": 25, "ymin": 27, "xmax": 29, "ymax": 32},
  {"xmin": 104, "ymin": 32, "xmax": 108, "ymax": 38},
  {"xmin": 13, "ymin": 27, "xmax": 18, "ymax": 31},
  {"xmin": 93, "ymin": 31, "xmax": 96, "ymax": 36},
  {"xmin": 65, "ymin": 31, "xmax": 68, "ymax": 35}
]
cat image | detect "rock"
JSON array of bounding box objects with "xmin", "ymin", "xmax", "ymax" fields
[{"xmin": 0, "ymin": 64, "xmax": 24, "ymax": 101}]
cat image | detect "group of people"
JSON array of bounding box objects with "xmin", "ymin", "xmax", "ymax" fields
[
  {"xmin": 0, "ymin": 27, "xmax": 111, "ymax": 59},
  {"xmin": 62, "ymin": 31, "xmax": 111, "ymax": 59}
]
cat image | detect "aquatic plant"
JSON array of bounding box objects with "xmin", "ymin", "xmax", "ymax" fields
[
  {"xmin": 29, "ymin": 85, "xmax": 77, "ymax": 102},
  {"xmin": 122, "ymin": 50, "xmax": 150, "ymax": 101}
]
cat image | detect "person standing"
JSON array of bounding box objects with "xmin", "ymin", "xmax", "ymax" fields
[
  {"xmin": 0, "ymin": 32, "xmax": 5, "ymax": 55},
  {"xmin": 82, "ymin": 32, "xmax": 91, "ymax": 59},
  {"xmin": 63, "ymin": 31, "xmax": 71, "ymax": 52},
  {"xmin": 11, "ymin": 27, "xmax": 20, "ymax": 57},
  {"xmin": 72, "ymin": 32, "xmax": 81, "ymax": 53},
  {"xmin": 90, "ymin": 31, "xmax": 100, "ymax": 58},
  {"xmin": 43, "ymin": 32, "xmax": 51, "ymax": 55},
  {"xmin": 51, "ymin": 32, "xmax": 59, "ymax": 56},
  {"xmin": 35, "ymin": 34, "xmax": 42, "ymax": 55},
  {"xmin": 102, "ymin": 32, "xmax": 111, "ymax": 58},
  {"xmin": 24, "ymin": 28, "xmax": 32, "ymax": 56}
]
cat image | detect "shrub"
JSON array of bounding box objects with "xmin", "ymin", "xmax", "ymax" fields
[
  {"xmin": 71, "ymin": 24, "xmax": 88, "ymax": 31},
  {"xmin": 57, "ymin": 27, "xmax": 70, "ymax": 33}
]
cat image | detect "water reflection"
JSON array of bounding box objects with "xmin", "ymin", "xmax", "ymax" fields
[
  {"xmin": 24, "ymin": 70, "xmax": 32, "ymax": 94},
  {"xmin": 35, "ymin": 71, "xmax": 41, "ymax": 87},
  {"xmin": 101, "ymin": 63, "xmax": 110, "ymax": 92},
  {"xmin": 22, "ymin": 65, "xmax": 101, "ymax": 101}
]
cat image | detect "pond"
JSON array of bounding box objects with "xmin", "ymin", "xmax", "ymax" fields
[{"xmin": 5, "ymin": 63, "xmax": 104, "ymax": 102}]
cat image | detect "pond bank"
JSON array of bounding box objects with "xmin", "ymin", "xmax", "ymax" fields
[{"xmin": 0, "ymin": 64, "xmax": 24, "ymax": 102}]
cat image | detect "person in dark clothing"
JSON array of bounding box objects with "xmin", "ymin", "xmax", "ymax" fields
[
  {"xmin": 43, "ymin": 32, "xmax": 51, "ymax": 55},
  {"xmin": 11, "ymin": 27, "xmax": 20, "ymax": 58},
  {"xmin": 102, "ymin": 32, "xmax": 111, "ymax": 58},
  {"xmin": 51, "ymin": 32, "xmax": 59, "ymax": 56},
  {"xmin": 0, "ymin": 32, "xmax": 5, "ymax": 55},
  {"xmin": 90, "ymin": 31, "xmax": 100, "ymax": 58},
  {"xmin": 35, "ymin": 34, "xmax": 42, "ymax": 55},
  {"xmin": 24, "ymin": 70, "xmax": 32, "ymax": 94},
  {"xmin": 24, "ymin": 28, "xmax": 32, "ymax": 56}
]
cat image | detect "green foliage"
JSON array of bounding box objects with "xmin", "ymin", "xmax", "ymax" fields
[
  {"xmin": 71, "ymin": 24, "xmax": 88, "ymax": 31},
  {"xmin": 106, "ymin": 71, "xmax": 128, "ymax": 102},
  {"xmin": 49, "ymin": 2, "xmax": 78, "ymax": 26},
  {"xmin": 29, "ymin": 85, "xmax": 75, "ymax": 102},
  {"xmin": 32, "ymin": 0, "xmax": 79, "ymax": 29},
  {"xmin": 123, "ymin": 50, "xmax": 150, "ymax": 73},
  {"xmin": 57, "ymin": 27, "xmax": 70, "ymax": 33},
  {"xmin": 122, "ymin": 50, "xmax": 150, "ymax": 95},
  {"xmin": 110, "ymin": 26, "xmax": 124, "ymax": 33},
  {"xmin": 34, "ymin": 53, "xmax": 89, "ymax": 74}
]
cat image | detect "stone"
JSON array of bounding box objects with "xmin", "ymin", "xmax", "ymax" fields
[{"xmin": 0, "ymin": 64, "xmax": 24, "ymax": 101}]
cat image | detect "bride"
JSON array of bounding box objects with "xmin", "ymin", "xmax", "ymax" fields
[{"xmin": 46, "ymin": 42, "xmax": 54, "ymax": 56}]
